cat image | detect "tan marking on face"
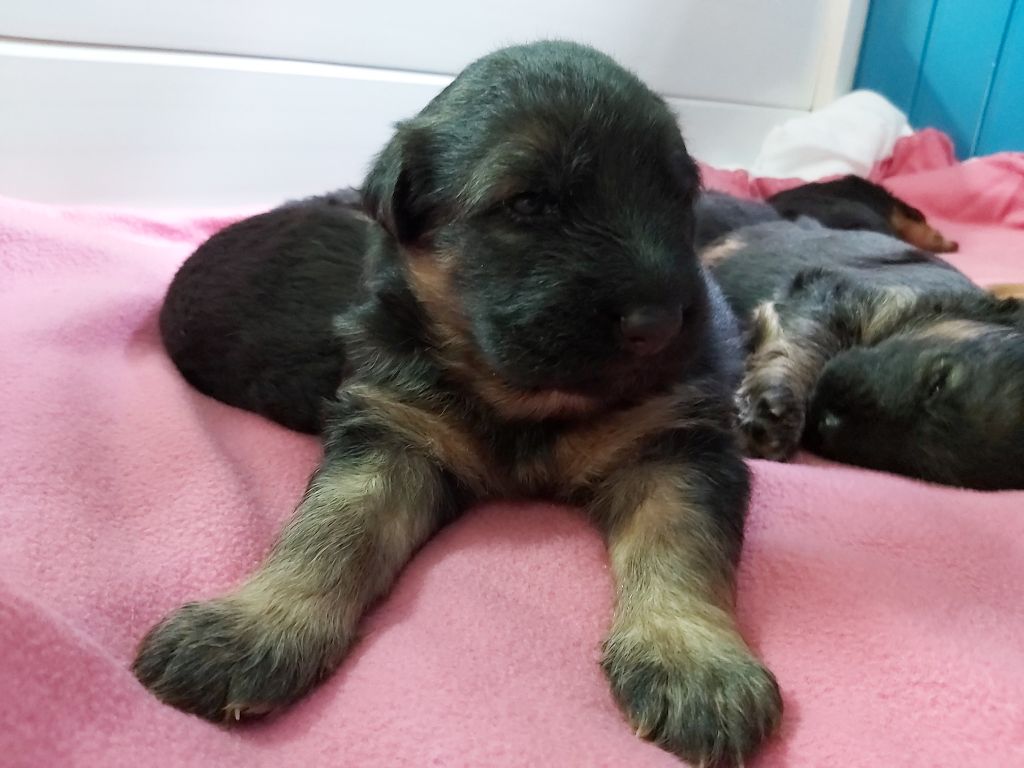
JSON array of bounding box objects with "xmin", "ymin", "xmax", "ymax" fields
[
  {"xmin": 404, "ymin": 247, "xmax": 468, "ymax": 339},
  {"xmin": 460, "ymin": 118, "xmax": 561, "ymax": 210},
  {"xmin": 890, "ymin": 209, "xmax": 958, "ymax": 253},
  {"xmin": 404, "ymin": 248, "xmax": 607, "ymax": 422},
  {"xmin": 699, "ymin": 235, "xmax": 746, "ymax": 267}
]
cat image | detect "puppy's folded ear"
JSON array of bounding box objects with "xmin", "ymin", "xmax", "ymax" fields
[{"xmin": 363, "ymin": 123, "xmax": 437, "ymax": 245}]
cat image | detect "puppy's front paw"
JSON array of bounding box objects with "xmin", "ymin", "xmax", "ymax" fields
[
  {"xmin": 735, "ymin": 375, "xmax": 805, "ymax": 461},
  {"xmin": 603, "ymin": 632, "xmax": 782, "ymax": 767},
  {"xmin": 132, "ymin": 598, "xmax": 325, "ymax": 722}
]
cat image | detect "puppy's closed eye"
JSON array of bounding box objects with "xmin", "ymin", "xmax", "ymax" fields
[
  {"xmin": 923, "ymin": 358, "xmax": 959, "ymax": 400},
  {"xmin": 505, "ymin": 192, "xmax": 559, "ymax": 219},
  {"xmin": 926, "ymin": 369, "xmax": 949, "ymax": 399}
]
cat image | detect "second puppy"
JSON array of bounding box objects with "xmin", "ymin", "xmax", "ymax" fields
[{"xmin": 697, "ymin": 192, "xmax": 1024, "ymax": 490}]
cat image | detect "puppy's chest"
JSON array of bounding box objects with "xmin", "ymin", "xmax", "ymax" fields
[
  {"xmin": 487, "ymin": 425, "xmax": 565, "ymax": 496},
  {"xmin": 468, "ymin": 398, "xmax": 686, "ymax": 499},
  {"xmin": 348, "ymin": 381, "xmax": 694, "ymax": 498}
]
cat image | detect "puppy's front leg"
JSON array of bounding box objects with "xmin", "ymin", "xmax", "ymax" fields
[
  {"xmin": 133, "ymin": 436, "xmax": 453, "ymax": 721},
  {"xmin": 737, "ymin": 272, "xmax": 866, "ymax": 460},
  {"xmin": 597, "ymin": 440, "xmax": 781, "ymax": 767}
]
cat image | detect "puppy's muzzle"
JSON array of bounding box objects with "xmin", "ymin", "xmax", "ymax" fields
[{"xmin": 620, "ymin": 304, "xmax": 682, "ymax": 356}]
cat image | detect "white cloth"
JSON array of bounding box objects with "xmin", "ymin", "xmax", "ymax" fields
[{"xmin": 751, "ymin": 90, "xmax": 913, "ymax": 180}]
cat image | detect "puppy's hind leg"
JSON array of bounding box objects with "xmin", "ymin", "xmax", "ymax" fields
[
  {"xmin": 596, "ymin": 436, "xmax": 782, "ymax": 767},
  {"xmin": 133, "ymin": 430, "xmax": 454, "ymax": 722}
]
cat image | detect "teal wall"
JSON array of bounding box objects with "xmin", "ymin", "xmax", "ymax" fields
[{"xmin": 855, "ymin": 0, "xmax": 1023, "ymax": 158}]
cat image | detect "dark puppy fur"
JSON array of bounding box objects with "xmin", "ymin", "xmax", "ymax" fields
[
  {"xmin": 767, "ymin": 174, "xmax": 959, "ymax": 253},
  {"xmin": 160, "ymin": 189, "xmax": 365, "ymax": 433},
  {"xmin": 696, "ymin": 193, "xmax": 1024, "ymax": 490},
  {"xmin": 695, "ymin": 191, "xmax": 782, "ymax": 250},
  {"xmin": 138, "ymin": 42, "xmax": 780, "ymax": 766}
]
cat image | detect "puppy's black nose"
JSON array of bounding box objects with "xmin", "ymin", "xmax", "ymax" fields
[{"xmin": 620, "ymin": 304, "xmax": 682, "ymax": 356}]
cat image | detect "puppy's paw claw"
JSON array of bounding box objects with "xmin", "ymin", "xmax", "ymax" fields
[
  {"xmin": 735, "ymin": 379, "xmax": 805, "ymax": 461},
  {"xmin": 132, "ymin": 599, "xmax": 320, "ymax": 722},
  {"xmin": 604, "ymin": 641, "xmax": 782, "ymax": 767}
]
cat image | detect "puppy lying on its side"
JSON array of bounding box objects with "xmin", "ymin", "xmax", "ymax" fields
[
  {"xmin": 159, "ymin": 188, "xmax": 365, "ymax": 434},
  {"xmin": 767, "ymin": 174, "xmax": 959, "ymax": 253},
  {"xmin": 695, "ymin": 175, "xmax": 957, "ymax": 255},
  {"xmin": 139, "ymin": 42, "xmax": 780, "ymax": 766},
  {"xmin": 697, "ymin": 192, "xmax": 1024, "ymax": 490}
]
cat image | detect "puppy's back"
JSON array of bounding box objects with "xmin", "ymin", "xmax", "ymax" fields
[
  {"xmin": 706, "ymin": 221, "xmax": 972, "ymax": 319},
  {"xmin": 767, "ymin": 176, "xmax": 894, "ymax": 235},
  {"xmin": 694, "ymin": 192, "xmax": 780, "ymax": 249},
  {"xmin": 160, "ymin": 193, "xmax": 369, "ymax": 433}
]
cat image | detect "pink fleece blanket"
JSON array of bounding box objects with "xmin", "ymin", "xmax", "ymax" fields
[{"xmin": 2, "ymin": 131, "xmax": 1023, "ymax": 767}]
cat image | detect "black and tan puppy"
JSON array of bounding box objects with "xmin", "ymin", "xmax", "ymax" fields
[
  {"xmin": 697, "ymin": 194, "xmax": 1024, "ymax": 490},
  {"xmin": 137, "ymin": 42, "xmax": 781, "ymax": 766},
  {"xmin": 767, "ymin": 174, "xmax": 959, "ymax": 253}
]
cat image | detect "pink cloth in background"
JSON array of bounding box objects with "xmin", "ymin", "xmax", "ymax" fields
[{"xmin": 1, "ymin": 132, "xmax": 1023, "ymax": 767}]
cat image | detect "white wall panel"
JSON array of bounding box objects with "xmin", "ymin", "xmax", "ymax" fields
[
  {"xmin": 0, "ymin": 42, "xmax": 447, "ymax": 207},
  {"xmin": 0, "ymin": 41, "xmax": 805, "ymax": 207},
  {"xmin": 0, "ymin": 1, "xmax": 868, "ymax": 207},
  {"xmin": 1, "ymin": 0, "xmax": 830, "ymax": 109}
]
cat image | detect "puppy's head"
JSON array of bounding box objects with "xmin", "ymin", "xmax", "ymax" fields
[
  {"xmin": 805, "ymin": 322, "xmax": 1024, "ymax": 489},
  {"xmin": 362, "ymin": 42, "xmax": 706, "ymax": 418}
]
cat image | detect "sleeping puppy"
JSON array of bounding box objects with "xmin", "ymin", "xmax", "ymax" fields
[
  {"xmin": 159, "ymin": 188, "xmax": 365, "ymax": 433},
  {"xmin": 766, "ymin": 174, "xmax": 959, "ymax": 253},
  {"xmin": 138, "ymin": 41, "xmax": 781, "ymax": 766},
  {"xmin": 697, "ymin": 193, "xmax": 1024, "ymax": 490}
]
